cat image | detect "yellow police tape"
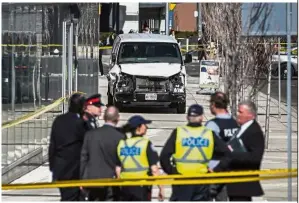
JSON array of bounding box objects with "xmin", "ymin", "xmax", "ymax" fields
[
  {"xmin": 1, "ymin": 44, "xmax": 112, "ymax": 50},
  {"xmin": 1, "ymin": 44, "xmax": 206, "ymax": 52},
  {"xmin": 2, "ymin": 42, "xmax": 296, "ymax": 47},
  {"xmin": 2, "ymin": 98, "xmax": 65, "ymax": 129},
  {"xmin": 2, "ymin": 91, "xmax": 85, "ymax": 129},
  {"xmin": 2, "ymin": 169, "xmax": 297, "ymax": 190}
]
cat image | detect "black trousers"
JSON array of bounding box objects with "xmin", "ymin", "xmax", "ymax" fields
[
  {"xmin": 59, "ymin": 187, "xmax": 81, "ymax": 201},
  {"xmin": 88, "ymin": 187, "xmax": 121, "ymax": 201},
  {"xmin": 121, "ymin": 186, "xmax": 152, "ymax": 201},
  {"xmin": 229, "ymin": 196, "xmax": 252, "ymax": 201},
  {"xmin": 170, "ymin": 184, "xmax": 210, "ymax": 201},
  {"xmin": 99, "ymin": 59, "xmax": 104, "ymax": 75},
  {"xmin": 198, "ymin": 50, "xmax": 207, "ymax": 61},
  {"xmin": 210, "ymin": 184, "xmax": 228, "ymax": 201}
]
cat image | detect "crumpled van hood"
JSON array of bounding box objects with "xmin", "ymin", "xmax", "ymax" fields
[{"xmin": 120, "ymin": 63, "xmax": 181, "ymax": 77}]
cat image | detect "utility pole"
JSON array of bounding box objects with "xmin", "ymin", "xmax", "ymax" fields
[
  {"xmin": 165, "ymin": 2, "xmax": 169, "ymax": 35},
  {"xmin": 196, "ymin": 3, "xmax": 202, "ymax": 38},
  {"xmin": 286, "ymin": 2, "xmax": 292, "ymax": 201},
  {"xmin": 116, "ymin": 3, "xmax": 120, "ymax": 34}
]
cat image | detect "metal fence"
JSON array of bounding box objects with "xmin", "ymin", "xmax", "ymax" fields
[{"xmin": 1, "ymin": 3, "xmax": 101, "ymax": 183}]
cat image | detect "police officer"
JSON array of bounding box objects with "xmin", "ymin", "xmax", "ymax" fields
[
  {"xmin": 206, "ymin": 92, "xmax": 239, "ymax": 142},
  {"xmin": 82, "ymin": 94, "xmax": 105, "ymax": 130},
  {"xmin": 205, "ymin": 92, "xmax": 239, "ymax": 201},
  {"xmin": 160, "ymin": 104, "xmax": 231, "ymax": 201},
  {"xmin": 198, "ymin": 37, "xmax": 207, "ymax": 61},
  {"xmin": 99, "ymin": 40, "xmax": 104, "ymax": 76},
  {"xmin": 116, "ymin": 115, "xmax": 164, "ymax": 201}
]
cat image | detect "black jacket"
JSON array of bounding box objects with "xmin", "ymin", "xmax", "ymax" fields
[
  {"xmin": 227, "ymin": 120, "xmax": 265, "ymax": 197},
  {"xmin": 160, "ymin": 123, "xmax": 231, "ymax": 175},
  {"xmin": 80, "ymin": 124, "xmax": 126, "ymax": 179},
  {"xmin": 49, "ymin": 112, "xmax": 87, "ymax": 180}
]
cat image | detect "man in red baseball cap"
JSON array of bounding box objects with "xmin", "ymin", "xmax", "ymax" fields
[{"xmin": 82, "ymin": 94, "xmax": 105, "ymax": 130}]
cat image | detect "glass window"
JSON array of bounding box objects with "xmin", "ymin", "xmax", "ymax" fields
[{"xmin": 118, "ymin": 42, "xmax": 182, "ymax": 64}]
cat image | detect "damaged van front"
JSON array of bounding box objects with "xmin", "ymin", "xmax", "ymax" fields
[{"xmin": 107, "ymin": 34, "xmax": 187, "ymax": 113}]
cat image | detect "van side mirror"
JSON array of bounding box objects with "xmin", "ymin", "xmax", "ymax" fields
[{"xmin": 112, "ymin": 54, "xmax": 116, "ymax": 63}]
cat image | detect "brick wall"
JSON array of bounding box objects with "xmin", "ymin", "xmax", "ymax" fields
[{"xmin": 173, "ymin": 3, "xmax": 197, "ymax": 32}]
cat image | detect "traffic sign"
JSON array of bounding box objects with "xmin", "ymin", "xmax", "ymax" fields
[{"xmin": 169, "ymin": 3, "xmax": 176, "ymax": 11}]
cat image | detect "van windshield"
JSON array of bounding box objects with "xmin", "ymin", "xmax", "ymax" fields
[{"xmin": 118, "ymin": 42, "xmax": 182, "ymax": 64}]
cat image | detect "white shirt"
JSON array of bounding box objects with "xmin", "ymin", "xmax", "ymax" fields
[{"xmin": 236, "ymin": 120, "xmax": 254, "ymax": 138}]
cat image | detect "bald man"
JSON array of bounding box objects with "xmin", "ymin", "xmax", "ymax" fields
[{"xmin": 81, "ymin": 106, "xmax": 126, "ymax": 201}]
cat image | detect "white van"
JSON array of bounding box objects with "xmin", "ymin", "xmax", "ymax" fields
[{"xmin": 106, "ymin": 33, "xmax": 187, "ymax": 113}]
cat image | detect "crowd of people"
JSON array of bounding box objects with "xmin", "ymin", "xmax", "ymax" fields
[{"xmin": 49, "ymin": 91, "xmax": 265, "ymax": 201}]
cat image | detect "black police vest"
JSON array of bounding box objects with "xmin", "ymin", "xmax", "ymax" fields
[
  {"xmin": 210, "ymin": 117, "xmax": 239, "ymax": 143},
  {"xmin": 84, "ymin": 113, "xmax": 99, "ymax": 130}
]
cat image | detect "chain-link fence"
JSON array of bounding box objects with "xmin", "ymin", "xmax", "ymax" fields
[{"xmin": 1, "ymin": 3, "xmax": 101, "ymax": 183}]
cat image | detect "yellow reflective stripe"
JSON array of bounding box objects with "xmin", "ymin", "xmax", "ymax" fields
[{"xmin": 122, "ymin": 168, "xmax": 148, "ymax": 172}]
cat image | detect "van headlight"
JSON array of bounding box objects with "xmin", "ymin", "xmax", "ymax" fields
[
  {"xmin": 116, "ymin": 73, "xmax": 134, "ymax": 93},
  {"xmin": 169, "ymin": 73, "xmax": 185, "ymax": 93}
]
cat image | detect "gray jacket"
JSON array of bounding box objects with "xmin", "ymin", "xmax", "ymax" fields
[{"xmin": 80, "ymin": 124, "xmax": 125, "ymax": 179}]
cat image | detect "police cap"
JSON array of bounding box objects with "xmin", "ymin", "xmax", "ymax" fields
[
  {"xmin": 187, "ymin": 104, "xmax": 204, "ymax": 117},
  {"xmin": 128, "ymin": 115, "xmax": 152, "ymax": 128},
  {"xmin": 85, "ymin": 94, "xmax": 105, "ymax": 107}
]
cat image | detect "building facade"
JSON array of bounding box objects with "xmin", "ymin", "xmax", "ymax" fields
[
  {"xmin": 118, "ymin": 3, "xmax": 199, "ymax": 33},
  {"xmin": 173, "ymin": 3, "xmax": 197, "ymax": 32}
]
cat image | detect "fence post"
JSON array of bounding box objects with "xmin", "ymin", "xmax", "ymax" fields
[
  {"xmin": 36, "ymin": 33, "xmax": 42, "ymax": 108},
  {"xmin": 216, "ymin": 39, "xmax": 219, "ymax": 59},
  {"xmin": 11, "ymin": 47, "xmax": 16, "ymax": 112},
  {"xmin": 68, "ymin": 22, "xmax": 74, "ymax": 97},
  {"xmin": 286, "ymin": 3, "xmax": 293, "ymax": 200},
  {"xmin": 265, "ymin": 40, "xmax": 272, "ymax": 149},
  {"xmin": 186, "ymin": 38, "xmax": 189, "ymax": 53},
  {"xmin": 278, "ymin": 37, "xmax": 281, "ymax": 119},
  {"xmin": 75, "ymin": 23, "xmax": 79, "ymax": 92},
  {"xmin": 62, "ymin": 21, "xmax": 67, "ymax": 113}
]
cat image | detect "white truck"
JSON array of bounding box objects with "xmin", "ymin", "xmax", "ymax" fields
[
  {"xmin": 272, "ymin": 47, "xmax": 298, "ymax": 79},
  {"xmin": 106, "ymin": 33, "xmax": 187, "ymax": 113}
]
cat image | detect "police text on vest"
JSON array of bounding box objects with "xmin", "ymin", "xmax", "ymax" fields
[
  {"xmin": 120, "ymin": 146, "xmax": 141, "ymax": 156},
  {"xmin": 182, "ymin": 137, "xmax": 209, "ymax": 147}
]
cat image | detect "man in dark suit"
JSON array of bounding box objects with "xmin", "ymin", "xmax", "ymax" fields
[
  {"xmin": 227, "ymin": 100, "xmax": 265, "ymax": 201},
  {"xmin": 49, "ymin": 93, "xmax": 87, "ymax": 201},
  {"xmin": 80, "ymin": 106, "xmax": 126, "ymax": 201}
]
